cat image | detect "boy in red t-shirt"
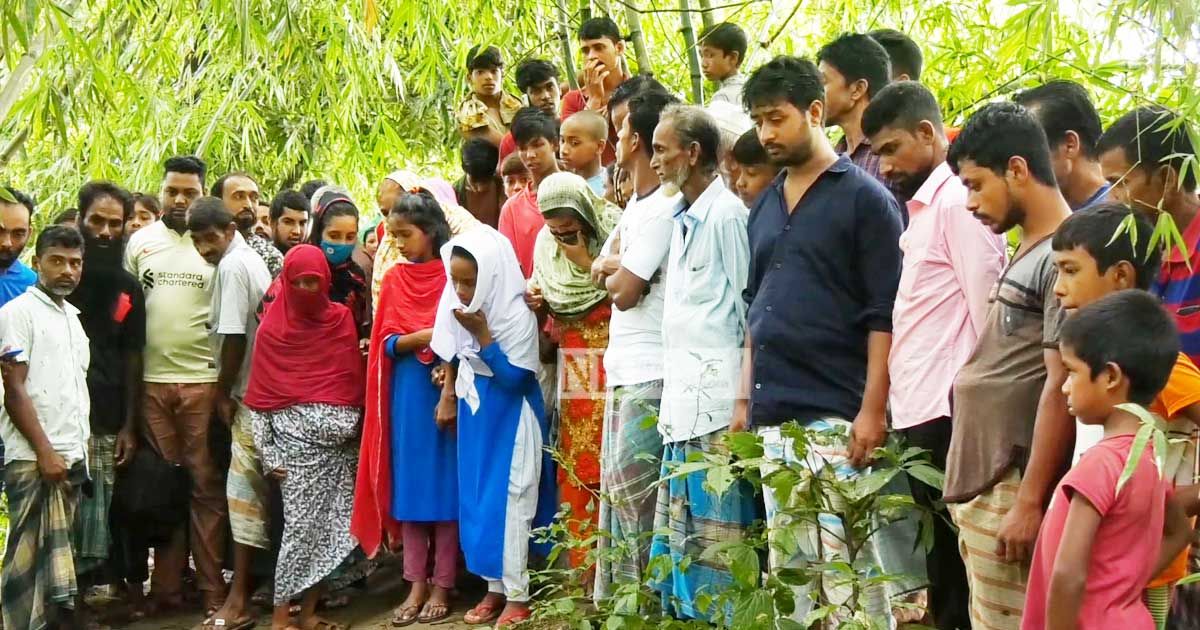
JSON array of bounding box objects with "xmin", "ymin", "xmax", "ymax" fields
[
  {"xmin": 1052, "ymin": 204, "xmax": 1200, "ymax": 627},
  {"xmin": 1023, "ymin": 290, "xmax": 1189, "ymax": 629}
]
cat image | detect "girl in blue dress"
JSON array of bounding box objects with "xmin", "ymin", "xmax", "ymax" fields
[
  {"xmin": 353, "ymin": 192, "xmax": 457, "ymax": 626},
  {"xmin": 429, "ymin": 226, "xmax": 556, "ymax": 628}
]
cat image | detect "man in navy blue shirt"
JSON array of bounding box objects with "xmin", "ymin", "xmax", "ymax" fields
[{"xmin": 738, "ymin": 55, "xmax": 903, "ymax": 625}]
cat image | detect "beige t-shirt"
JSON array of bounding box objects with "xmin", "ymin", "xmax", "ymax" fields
[{"xmin": 124, "ymin": 221, "xmax": 217, "ymax": 383}]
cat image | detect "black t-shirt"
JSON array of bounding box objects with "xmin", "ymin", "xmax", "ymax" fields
[{"xmin": 74, "ymin": 271, "xmax": 147, "ymax": 435}]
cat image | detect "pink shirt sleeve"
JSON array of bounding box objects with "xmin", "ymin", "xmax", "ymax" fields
[{"xmin": 943, "ymin": 198, "xmax": 1005, "ymax": 336}]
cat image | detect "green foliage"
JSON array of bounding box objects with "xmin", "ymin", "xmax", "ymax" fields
[
  {"xmin": 0, "ymin": 0, "xmax": 1196, "ymax": 227},
  {"xmin": 532, "ymin": 423, "xmax": 944, "ymax": 628}
]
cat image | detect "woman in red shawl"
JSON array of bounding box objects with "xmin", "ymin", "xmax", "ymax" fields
[
  {"xmin": 351, "ymin": 192, "xmax": 459, "ymax": 626},
  {"xmin": 245, "ymin": 245, "xmax": 365, "ymax": 630}
]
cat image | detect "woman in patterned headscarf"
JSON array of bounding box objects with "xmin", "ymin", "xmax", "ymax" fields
[{"xmin": 527, "ymin": 172, "xmax": 620, "ymax": 572}]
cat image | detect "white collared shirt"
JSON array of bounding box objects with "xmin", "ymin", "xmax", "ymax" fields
[
  {"xmin": 659, "ymin": 177, "xmax": 750, "ymax": 443},
  {"xmin": 0, "ymin": 286, "xmax": 91, "ymax": 464}
]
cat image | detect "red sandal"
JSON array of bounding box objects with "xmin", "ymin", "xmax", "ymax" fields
[{"xmin": 494, "ymin": 606, "xmax": 532, "ymax": 628}]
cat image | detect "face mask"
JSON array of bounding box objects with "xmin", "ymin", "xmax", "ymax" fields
[{"xmin": 321, "ymin": 241, "xmax": 355, "ymax": 265}]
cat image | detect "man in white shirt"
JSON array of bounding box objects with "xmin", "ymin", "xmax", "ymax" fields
[
  {"xmin": 0, "ymin": 226, "xmax": 91, "ymax": 630},
  {"xmin": 186, "ymin": 197, "xmax": 273, "ymax": 630},
  {"xmin": 645, "ymin": 104, "xmax": 757, "ymax": 620},
  {"xmin": 590, "ymin": 86, "xmax": 679, "ymax": 600},
  {"xmin": 124, "ymin": 155, "xmax": 226, "ymax": 614}
]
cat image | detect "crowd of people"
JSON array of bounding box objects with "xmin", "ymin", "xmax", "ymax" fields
[{"xmin": 1, "ymin": 14, "xmax": 1199, "ymax": 630}]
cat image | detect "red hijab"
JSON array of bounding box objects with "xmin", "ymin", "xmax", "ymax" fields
[
  {"xmin": 244, "ymin": 245, "xmax": 365, "ymax": 412},
  {"xmin": 352, "ymin": 257, "xmax": 446, "ymax": 557}
]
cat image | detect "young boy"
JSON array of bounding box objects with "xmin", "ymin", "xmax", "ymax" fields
[
  {"xmin": 500, "ymin": 152, "xmax": 531, "ymax": 200},
  {"xmin": 498, "ymin": 107, "xmax": 561, "ymax": 278},
  {"xmin": 731, "ymin": 128, "xmax": 780, "ymax": 207},
  {"xmin": 559, "ymin": 111, "xmax": 608, "ymax": 195},
  {"xmin": 699, "ymin": 22, "xmax": 748, "ymax": 107},
  {"xmin": 456, "ymin": 45, "xmax": 523, "ymax": 147},
  {"xmin": 1051, "ymin": 202, "xmax": 1200, "ymax": 627},
  {"xmin": 1022, "ymin": 288, "xmax": 1190, "ymax": 630}
]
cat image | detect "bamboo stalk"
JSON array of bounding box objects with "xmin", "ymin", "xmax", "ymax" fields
[
  {"xmin": 678, "ymin": 0, "xmax": 703, "ymax": 102},
  {"xmin": 557, "ymin": 0, "xmax": 580, "ymax": 90},
  {"xmin": 623, "ymin": 0, "xmax": 652, "ymax": 75},
  {"xmin": 697, "ymin": 0, "xmax": 716, "ymax": 30}
]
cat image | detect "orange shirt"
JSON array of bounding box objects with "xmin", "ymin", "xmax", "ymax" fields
[{"xmin": 1148, "ymin": 352, "xmax": 1200, "ymax": 587}]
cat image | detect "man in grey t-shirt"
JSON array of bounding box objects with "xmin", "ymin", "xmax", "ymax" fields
[{"xmin": 187, "ymin": 197, "xmax": 273, "ymax": 630}]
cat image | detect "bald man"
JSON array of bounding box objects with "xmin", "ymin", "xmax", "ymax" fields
[{"xmin": 560, "ymin": 111, "xmax": 609, "ymax": 195}]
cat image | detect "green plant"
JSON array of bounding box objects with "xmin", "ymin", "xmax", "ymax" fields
[{"xmin": 530, "ymin": 422, "xmax": 943, "ymax": 629}]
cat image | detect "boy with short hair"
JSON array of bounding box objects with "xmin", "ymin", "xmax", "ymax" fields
[
  {"xmin": 699, "ymin": 22, "xmax": 748, "ymax": 107},
  {"xmin": 1050, "ymin": 202, "xmax": 1200, "ymax": 627},
  {"xmin": 730, "ymin": 128, "xmax": 780, "ymax": 207},
  {"xmin": 501, "ymin": 153, "xmax": 531, "ymax": 200},
  {"xmin": 1022, "ymin": 289, "xmax": 1190, "ymax": 630},
  {"xmin": 559, "ymin": 111, "xmax": 608, "ymax": 195},
  {"xmin": 498, "ymin": 107, "xmax": 561, "ymax": 278},
  {"xmin": 456, "ymin": 137, "xmax": 506, "ymax": 228},
  {"xmin": 456, "ymin": 45, "xmax": 523, "ymax": 146},
  {"xmin": 500, "ymin": 59, "xmax": 564, "ymax": 163}
]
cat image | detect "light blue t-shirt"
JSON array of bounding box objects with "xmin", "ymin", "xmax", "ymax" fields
[{"xmin": 586, "ymin": 173, "xmax": 607, "ymax": 197}]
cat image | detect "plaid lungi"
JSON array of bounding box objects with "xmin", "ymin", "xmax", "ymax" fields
[
  {"xmin": 594, "ymin": 380, "xmax": 664, "ymax": 604},
  {"xmin": 2, "ymin": 460, "xmax": 86, "ymax": 630},
  {"xmin": 648, "ymin": 429, "xmax": 758, "ymax": 621},
  {"xmin": 74, "ymin": 433, "xmax": 116, "ymax": 576},
  {"xmin": 227, "ymin": 407, "xmax": 270, "ymax": 550}
]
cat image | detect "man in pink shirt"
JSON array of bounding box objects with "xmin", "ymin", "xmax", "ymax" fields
[
  {"xmin": 864, "ymin": 81, "xmax": 1006, "ymax": 629},
  {"xmin": 498, "ymin": 107, "xmax": 561, "ymax": 278}
]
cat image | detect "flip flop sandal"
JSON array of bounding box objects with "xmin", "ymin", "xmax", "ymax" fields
[
  {"xmin": 391, "ymin": 604, "xmax": 422, "ymax": 627},
  {"xmin": 463, "ymin": 601, "xmax": 502, "ymax": 625},
  {"xmin": 418, "ymin": 601, "xmax": 453, "ymax": 624},
  {"xmin": 494, "ymin": 607, "xmax": 532, "ymax": 628}
]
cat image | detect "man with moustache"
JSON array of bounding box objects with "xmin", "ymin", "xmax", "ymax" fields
[
  {"xmin": 0, "ymin": 185, "xmax": 38, "ymax": 484},
  {"xmin": 943, "ymin": 101, "xmax": 1072, "ymax": 629},
  {"xmin": 862, "ymin": 81, "xmax": 1005, "ymax": 629},
  {"xmin": 741, "ymin": 55, "xmax": 903, "ymax": 625},
  {"xmin": 0, "ymin": 226, "xmax": 90, "ymax": 630},
  {"xmin": 67, "ymin": 182, "xmax": 148, "ymax": 606},
  {"xmin": 125, "ymin": 155, "xmax": 228, "ymax": 616},
  {"xmin": 645, "ymin": 104, "xmax": 758, "ymax": 620},
  {"xmin": 212, "ymin": 172, "xmax": 283, "ymax": 278},
  {"xmin": 269, "ymin": 189, "xmax": 311, "ymax": 255}
]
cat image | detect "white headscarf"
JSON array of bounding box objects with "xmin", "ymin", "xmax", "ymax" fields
[{"xmin": 430, "ymin": 225, "xmax": 539, "ymax": 412}]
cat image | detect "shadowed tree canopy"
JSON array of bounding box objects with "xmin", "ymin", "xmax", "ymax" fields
[{"xmin": 0, "ymin": 0, "xmax": 1196, "ymax": 219}]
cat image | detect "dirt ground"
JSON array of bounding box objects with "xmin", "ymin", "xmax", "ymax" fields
[{"xmin": 107, "ymin": 559, "xmax": 482, "ymax": 630}]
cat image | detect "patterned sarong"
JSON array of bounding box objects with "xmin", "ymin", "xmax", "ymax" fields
[
  {"xmin": 594, "ymin": 380, "xmax": 664, "ymax": 604},
  {"xmin": 648, "ymin": 430, "xmax": 758, "ymax": 621},
  {"xmin": 75, "ymin": 433, "xmax": 116, "ymax": 576},
  {"xmin": 2, "ymin": 461, "xmax": 85, "ymax": 630}
]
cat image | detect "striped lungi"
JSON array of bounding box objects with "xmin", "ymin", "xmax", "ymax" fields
[
  {"xmin": 947, "ymin": 467, "xmax": 1028, "ymax": 630},
  {"xmin": 227, "ymin": 406, "xmax": 270, "ymax": 550}
]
